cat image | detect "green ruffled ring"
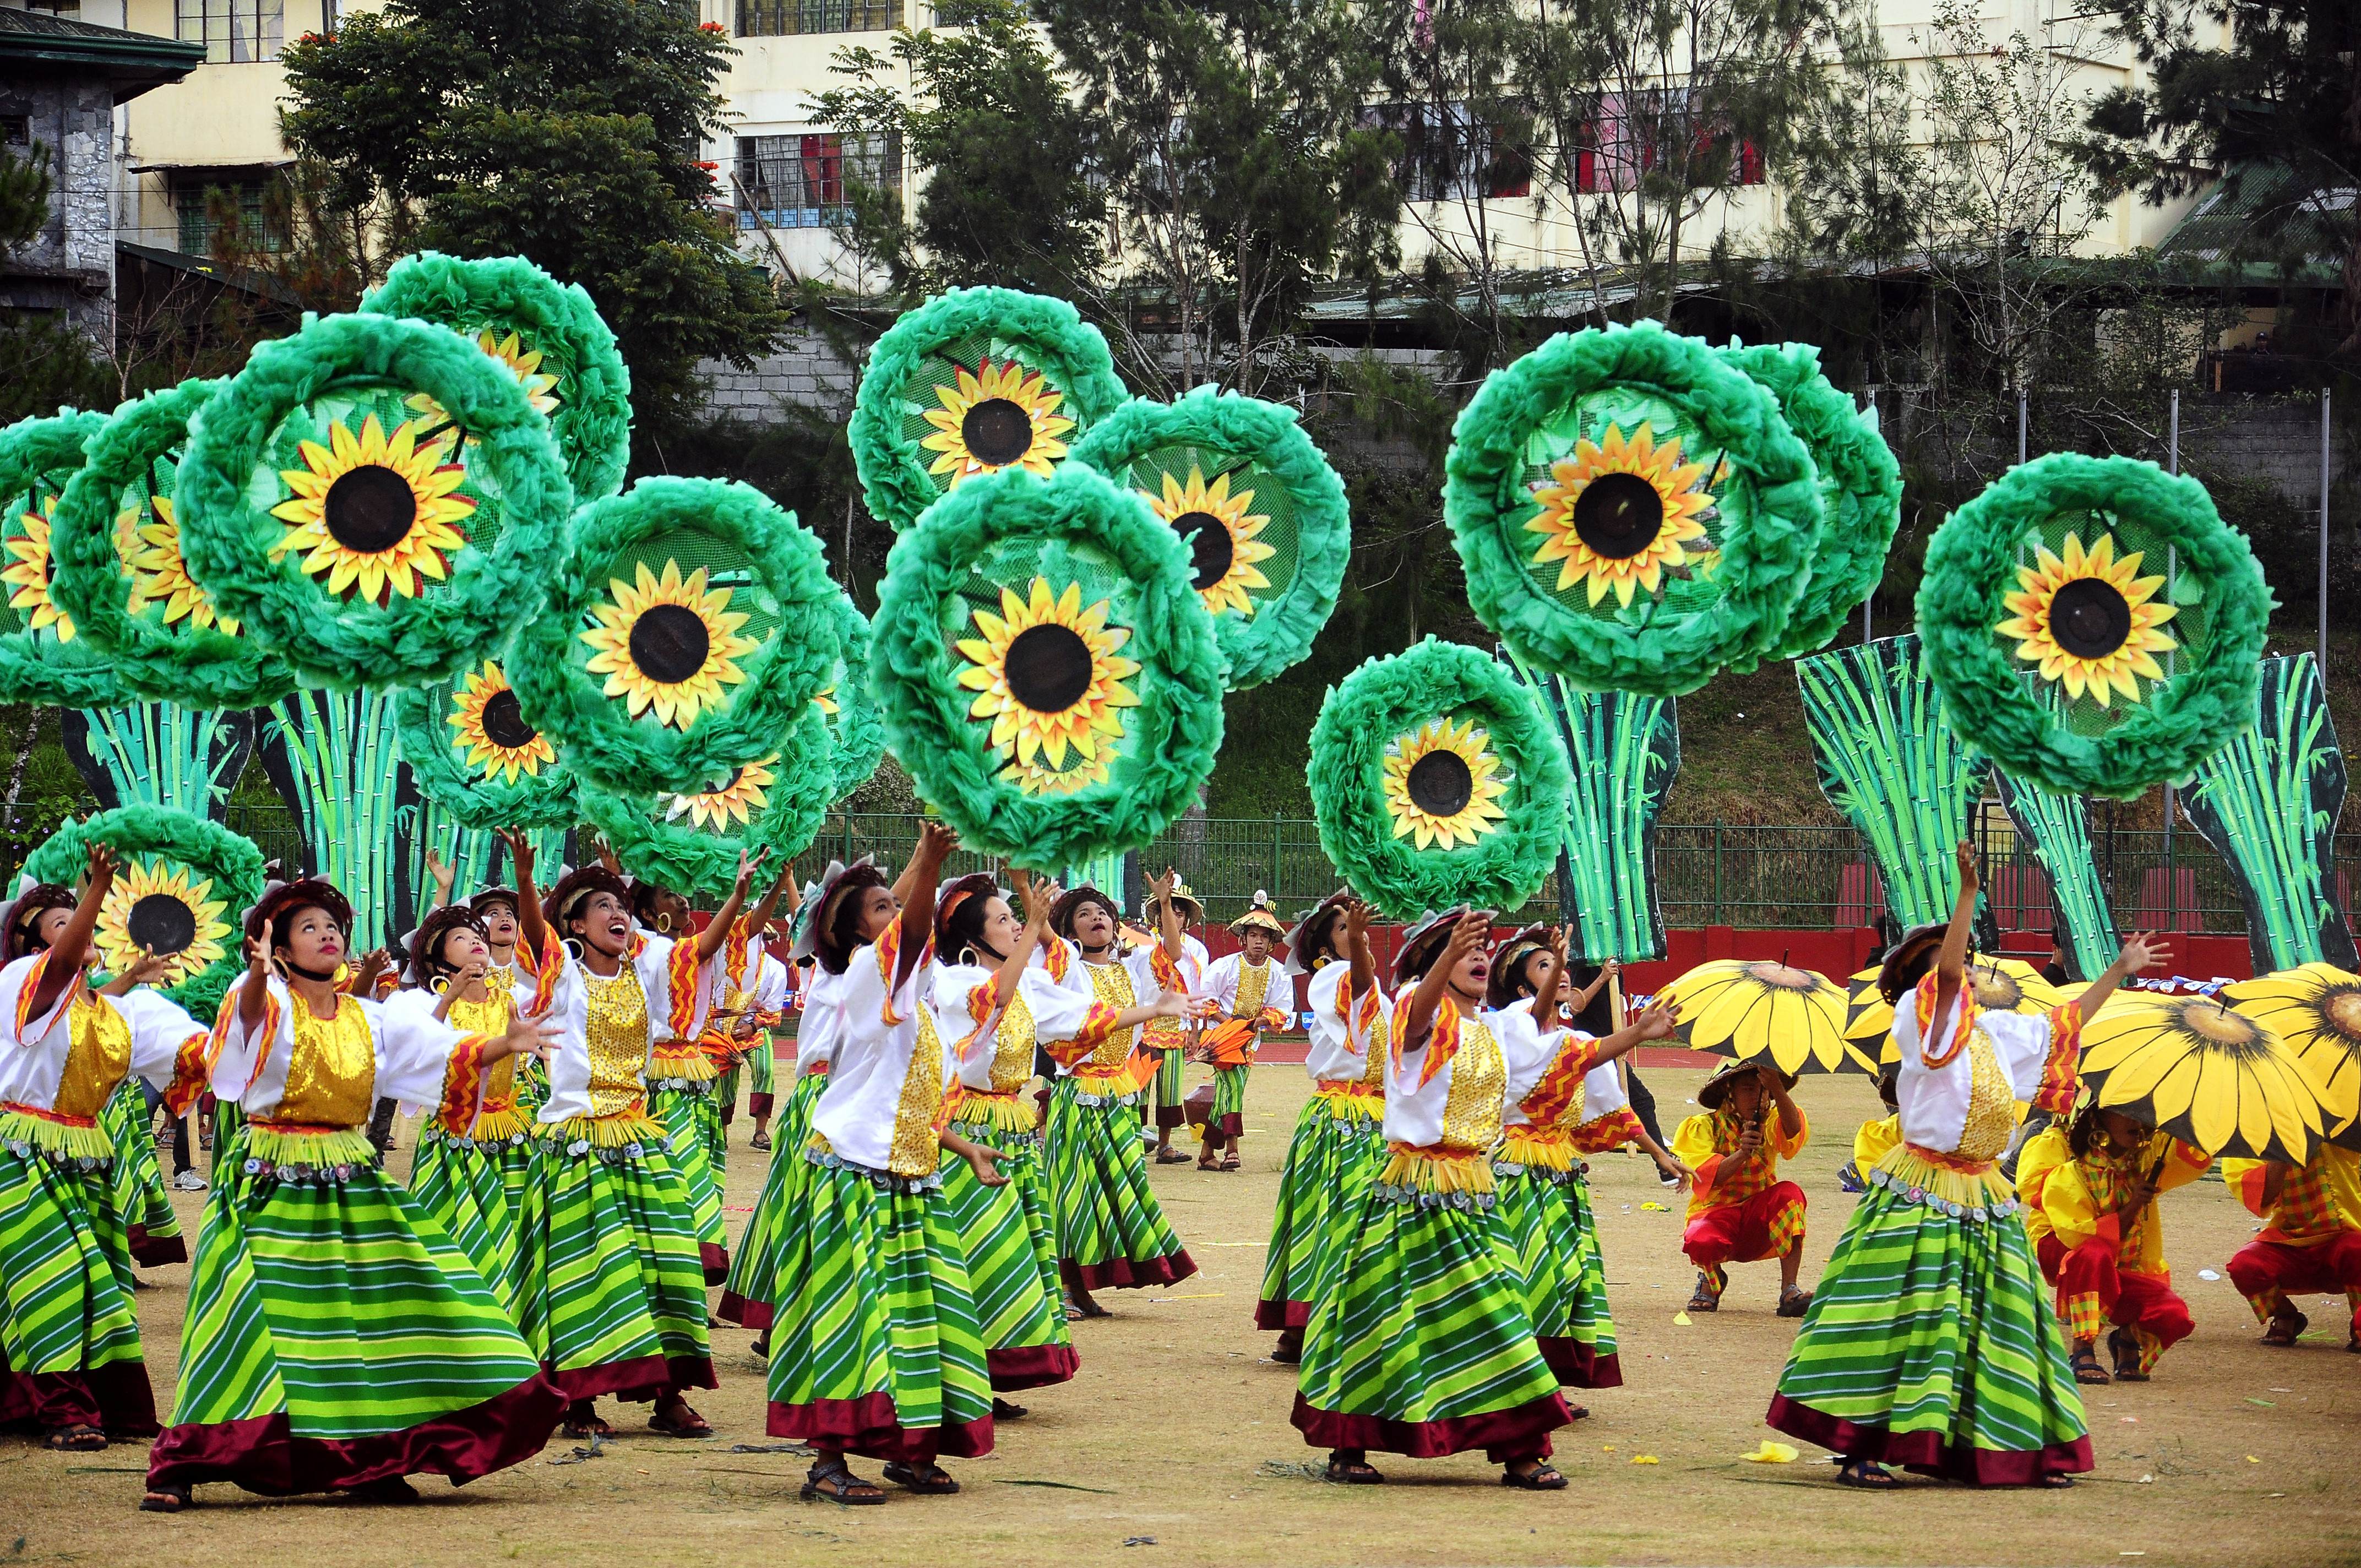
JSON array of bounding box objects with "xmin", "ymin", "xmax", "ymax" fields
[
  {"xmin": 1308, "ymin": 638, "xmax": 1571, "ymax": 921},
  {"xmin": 1069, "ymin": 386, "xmax": 1348, "ymax": 690},
  {"xmin": 851, "ymin": 286, "xmax": 1127, "ymax": 532},
  {"xmin": 26, "ymin": 803, "xmax": 266, "ymax": 1021},
  {"xmin": 579, "ymin": 706, "xmax": 835, "ymax": 900},
  {"xmin": 1715, "ymin": 342, "xmax": 1901, "ymax": 661},
  {"xmin": 819, "ymin": 593, "xmax": 885, "ymax": 802},
  {"xmin": 175, "ymin": 311, "xmax": 572, "ymax": 690},
  {"xmin": 395, "ymin": 657, "xmax": 581, "ymax": 830},
  {"xmin": 1918, "ymin": 453, "xmax": 2272, "ymax": 798},
  {"xmin": 0, "ymin": 409, "xmax": 122, "ymax": 707},
  {"xmin": 50, "ymin": 379, "xmax": 297, "ymax": 709},
  {"xmin": 869, "ymin": 460, "xmax": 1223, "ymax": 867},
  {"xmin": 508, "ymin": 475, "xmax": 840, "ymax": 798},
  {"xmin": 361, "ymin": 251, "xmax": 633, "ymax": 504},
  {"xmin": 1443, "ymin": 321, "xmax": 1820, "ymax": 696}
]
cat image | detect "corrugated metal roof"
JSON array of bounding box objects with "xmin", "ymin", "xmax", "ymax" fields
[{"xmin": 2156, "ymin": 161, "xmax": 2348, "ymax": 286}]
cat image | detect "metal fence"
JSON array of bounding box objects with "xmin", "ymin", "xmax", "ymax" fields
[{"xmin": 7, "ymin": 796, "xmax": 2353, "ymax": 943}]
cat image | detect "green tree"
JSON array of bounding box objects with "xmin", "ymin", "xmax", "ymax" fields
[
  {"xmin": 2074, "ymin": 0, "xmax": 2360, "ymax": 355},
  {"xmin": 0, "ymin": 140, "xmax": 112, "ymax": 423},
  {"xmin": 279, "ymin": 0, "xmax": 790, "ymax": 443}
]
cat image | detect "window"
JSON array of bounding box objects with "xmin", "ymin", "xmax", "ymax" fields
[
  {"xmin": 1566, "ymin": 91, "xmax": 1764, "ymax": 194},
  {"xmin": 737, "ymin": 0, "xmax": 899, "ymax": 35},
  {"xmin": 175, "ymin": 0, "xmax": 284, "ymax": 62},
  {"xmin": 1, "ymin": 117, "xmax": 28, "ymax": 149},
  {"xmin": 732, "ymin": 133, "xmax": 901, "ymax": 229},
  {"xmin": 1368, "ymin": 102, "xmax": 1532, "ymax": 204},
  {"xmin": 173, "ymin": 177, "xmax": 278, "ymax": 257}
]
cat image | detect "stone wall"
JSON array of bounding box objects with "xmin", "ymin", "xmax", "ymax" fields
[
  {"xmin": 697, "ymin": 329, "xmax": 861, "ymax": 422},
  {"xmin": 0, "ymin": 71, "xmax": 117, "ymax": 340}
]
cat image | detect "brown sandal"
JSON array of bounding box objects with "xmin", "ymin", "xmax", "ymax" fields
[
  {"xmin": 2262, "ymin": 1309, "xmax": 2308, "ymax": 1347},
  {"xmin": 649, "ymin": 1397, "xmax": 712, "ymax": 1437},
  {"xmin": 1221, "ymin": 1153, "xmax": 1242, "ymax": 1171},
  {"xmin": 2070, "ymin": 1344, "xmax": 2110, "ymax": 1385},
  {"xmin": 801, "ymin": 1456, "xmax": 886, "ymax": 1505},
  {"xmin": 2108, "ymin": 1329, "xmax": 2149, "ymax": 1381},
  {"xmin": 46, "ymin": 1424, "xmax": 105, "ymax": 1452},
  {"xmin": 139, "ymin": 1483, "xmax": 192, "ymax": 1513}
]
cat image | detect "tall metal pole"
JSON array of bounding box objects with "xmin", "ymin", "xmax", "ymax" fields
[
  {"xmin": 2164, "ymin": 388, "xmax": 2178, "ymax": 928},
  {"xmin": 2323, "ymin": 389, "xmax": 2334, "ymax": 682},
  {"xmin": 2017, "ymin": 391, "xmax": 2028, "ymax": 466}
]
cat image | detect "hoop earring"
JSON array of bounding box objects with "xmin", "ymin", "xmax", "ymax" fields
[
  {"xmin": 657, "ymin": 913, "xmax": 673, "ymax": 934},
  {"xmin": 429, "ymin": 975, "xmax": 450, "ymax": 996},
  {"xmin": 563, "ymin": 937, "xmax": 585, "ymax": 962}
]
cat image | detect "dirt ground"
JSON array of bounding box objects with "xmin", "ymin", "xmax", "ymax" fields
[{"xmin": 8, "ymin": 1066, "xmax": 2360, "ymax": 1567}]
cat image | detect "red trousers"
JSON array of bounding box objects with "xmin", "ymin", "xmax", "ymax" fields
[
  {"xmin": 2036, "ymin": 1233, "xmax": 2065, "ymax": 1286},
  {"xmin": 1682, "ymin": 1182, "xmax": 1806, "ymax": 1272},
  {"xmin": 2055, "ymin": 1240, "xmax": 2192, "ymax": 1362},
  {"xmin": 2226, "ymin": 1233, "xmax": 2361, "ymax": 1330}
]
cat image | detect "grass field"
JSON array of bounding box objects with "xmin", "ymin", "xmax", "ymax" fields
[{"xmin": 8, "ymin": 1065, "xmax": 2360, "ymax": 1567}]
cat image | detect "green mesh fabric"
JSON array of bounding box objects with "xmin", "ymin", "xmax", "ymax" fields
[
  {"xmin": 1098, "ymin": 440, "xmax": 1304, "ymax": 623},
  {"xmin": 893, "ymin": 329, "xmax": 1080, "ymax": 493},
  {"xmin": 1996, "ymin": 505, "xmax": 2215, "ymax": 740},
  {"xmin": 594, "ymin": 526, "xmax": 785, "ymax": 651}
]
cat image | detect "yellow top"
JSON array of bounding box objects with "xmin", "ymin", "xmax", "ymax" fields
[
  {"xmin": 277, "ymin": 991, "xmax": 374, "ymax": 1128},
  {"xmin": 50, "ymin": 991, "xmax": 132, "ymax": 1121},
  {"xmin": 1854, "ymin": 1112, "xmax": 1901, "ymax": 1174},
  {"xmin": 1956, "ymin": 1028, "xmax": 2017, "ymax": 1163},
  {"xmin": 1082, "ymin": 960, "xmax": 1138, "ymax": 1069},
  {"xmin": 1232, "ymin": 957, "xmax": 1272, "ymax": 1019},
  {"xmin": 2016, "ymin": 1123, "xmax": 2071, "ymax": 1247},
  {"xmin": 1673, "ymin": 1106, "xmax": 1810, "ymax": 1222},
  {"xmin": 1437, "ymin": 1014, "xmax": 1506, "ymax": 1153},
  {"xmin": 2222, "ymin": 1146, "xmax": 2361, "ymax": 1248},
  {"xmin": 885, "ymin": 1006, "xmax": 947, "ymax": 1178},
  {"xmin": 2040, "ymin": 1129, "xmax": 2212, "ymax": 1275},
  {"xmin": 987, "ymin": 992, "xmax": 1036, "ymax": 1094},
  {"xmin": 583, "ymin": 965, "xmax": 650, "ymax": 1118}
]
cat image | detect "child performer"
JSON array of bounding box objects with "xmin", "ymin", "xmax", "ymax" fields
[
  {"xmin": 505, "ymin": 835, "xmax": 759, "ymax": 1442},
  {"xmin": 1840, "ymin": 1066, "xmax": 1902, "ymax": 1194},
  {"xmin": 1257, "ymin": 892, "xmax": 1385, "ymax": 1362},
  {"xmin": 2224, "ymin": 1141, "xmax": 2361, "ymax": 1351},
  {"xmin": 1138, "ymin": 878, "xmax": 1206, "ymax": 1164},
  {"xmin": 1294, "ymin": 908, "xmax": 1677, "ymax": 1488},
  {"xmin": 1769, "ymin": 841, "xmax": 2155, "ymax": 1489},
  {"xmin": 143, "ymin": 876, "xmax": 564, "ymax": 1511},
  {"xmin": 1042, "ymin": 877, "xmax": 1200, "ymax": 1317},
  {"xmin": 0, "ymin": 850, "xmax": 200, "ymax": 1451},
  {"xmin": 2040, "ymin": 1104, "xmax": 2210, "ymax": 1384},
  {"xmin": 764, "ymin": 824, "xmax": 1008, "ymax": 1502},
  {"xmin": 471, "ymin": 883, "xmax": 546, "ymax": 1113},
  {"xmin": 1673, "ymin": 1061, "xmax": 1811, "ymax": 1315},
  {"xmin": 1195, "ymin": 891, "xmax": 1289, "ymax": 1172}
]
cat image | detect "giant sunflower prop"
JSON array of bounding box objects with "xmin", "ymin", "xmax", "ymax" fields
[
  {"xmin": 175, "ymin": 311, "xmax": 571, "ymax": 689},
  {"xmin": 1666, "ymin": 957, "xmax": 1873, "ymax": 1077},
  {"xmin": 816, "ymin": 592, "xmax": 885, "ymax": 802},
  {"xmin": 48, "ymin": 379, "xmax": 296, "ymax": 709},
  {"xmin": 1443, "ymin": 321, "xmax": 1820, "ymax": 696},
  {"xmin": 396, "ymin": 656, "xmax": 579, "ymax": 831},
  {"xmin": 508, "ymin": 475, "xmax": 839, "ymax": 799},
  {"xmin": 1715, "ymin": 341, "xmax": 1902, "ymax": 660},
  {"xmin": 24, "ymin": 803, "xmax": 265, "ymax": 1020},
  {"xmin": 1918, "ymin": 454, "xmax": 2272, "ymax": 797},
  {"xmin": 2078, "ymin": 992, "xmax": 2329, "ymax": 1165},
  {"xmin": 361, "ymin": 252, "xmax": 632, "ymax": 504},
  {"xmin": 2227, "ymin": 963, "xmax": 2361, "ymax": 1145},
  {"xmin": 1070, "ymin": 388, "xmax": 1349, "ymax": 690},
  {"xmin": 0, "ymin": 410, "xmax": 122, "ymax": 707},
  {"xmin": 578, "ymin": 706, "xmax": 835, "ymax": 900},
  {"xmin": 852, "ymin": 287, "xmax": 1127, "ymax": 532},
  {"xmin": 871, "ymin": 460, "xmax": 1222, "ymax": 867},
  {"xmin": 1308, "ymin": 638, "xmax": 1571, "ymax": 920}
]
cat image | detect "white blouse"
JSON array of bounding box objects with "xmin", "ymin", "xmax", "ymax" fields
[
  {"xmin": 0, "ymin": 957, "xmax": 203, "ymax": 1112},
  {"xmin": 1893, "ymin": 987, "xmax": 2066, "ymax": 1157},
  {"xmin": 1299, "ymin": 960, "xmax": 1379, "ymax": 1083},
  {"xmin": 808, "ymin": 925, "xmax": 954, "ymax": 1177},
  {"xmin": 210, "ymin": 977, "xmax": 482, "ymax": 1120},
  {"xmin": 532, "ymin": 933, "xmax": 712, "ymax": 1125}
]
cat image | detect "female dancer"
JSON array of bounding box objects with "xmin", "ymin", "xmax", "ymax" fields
[
  {"xmin": 403, "ymin": 903, "xmax": 536, "ymax": 1313},
  {"xmin": 765, "ymin": 824, "xmax": 1007, "ymax": 1502},
  {"xmin": 933, "ymin": 869, "xmax": 1188, "ymax": 1411},
  {"xmin": 142, "ymin": 875, "xmax": 564, "ymax": 1511},
  {"xmin": 1768, "ymin": 841, "xmax": 2156, "ymax": 1488},
  {"xmin": 1138, "ymin": 878, "xmax": 1206, "ymax": 1164},
  {"xmin": 1293, "ymin": 908, "xmax": 1675, "ymax": 1487},
  {"xmin": 505, "ymin": 834, "xmax": 760, "ymax": 1442},
  {"xmin": 0, "ymin": 849, "xmax": 200, "ymax": 1450},
  {"xmin": 1257, "ymin": 891, "xmax": 1385, "ymax": 1362},
  {"xmin": 1043, "ymin": 878, "xmax": 1199, "ymax": 1317},
  {"xmin": 475, "ymin": 881, "xmax": 547, "ymax": 1112}
]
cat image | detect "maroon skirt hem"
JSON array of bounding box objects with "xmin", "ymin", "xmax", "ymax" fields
[
  {"xmin": 1537, "ymin": 1338, "xmax": 1624, "ymax": 1390},
  {"xmin": 0, "ymin": 1358, "xmax": 158, "ymax": 1436},
  {"xmin": 766, "ymin": 1391, "xmax": 994, "ymax": 1463},
  {"xmin": 1254, "ymin": 1297, "xmax": 1310, "ymax": 1331},
  {"xmin": 1291, "ymin": 1390, "xmax": 1571, "ymax": 1462},
  {"xmin": 987, "ymin": 1343, "xmax": 1079, "ymax": 1392},
  {"xmin": 1155, "ymin": 1106, "xmax": 1184, "ymax": 1130},
  {"xmin": 1069, "ymin": 1249, "xmax": 1198, "ymax": 1292},
  {"xmin": 146, "ymin": 1373, "xmax": 565, "ymax": 1494},
  {"xmin": 548, "ymin": 1353, "xmax": 717, "ymax": 1403},
  {"xmin": 1765, "ymin": 1393, "xmax": 2096, "ymax": 1484},
  {"xmin": 128, "ymin": 1225, "xmax": 187, "ymax": 1268},
  {"xmin": 715, "ymin": 1292, "xmax": 774, "ymax": 1331},
  {"xmin": 698, "ymin": 1242, "xmax": 729, "ymax": 1286}
]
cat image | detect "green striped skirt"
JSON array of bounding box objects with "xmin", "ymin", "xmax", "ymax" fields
[
  {"xmin": 1767, "ymin": 1179, "xmax": 2093, "ymax": 1484},
  {"xmin": 101, "ymin": 1079, "xmax": 184, "ymax": 1267},
  {"xmin": 1494, "ymin": 1163, "xmax": 1621, "ymax": 1390},
  {"xmin": 647, "ymin": 1082, "xmax": 728, "ymax": 1281},
  {"xmin": 407, "ymin": 1125, "xmax": 535, "ymax": 1317},
  {"xmin": 764, "ymin": 1148, "xmax": 995, "ymax": 1462},
  {"xmin": 513, "ymin": 1057, "xmax": 549, "ymax": 1117},
  {"xmin": 1149, "ymin": 1043, "xmax": 1187, "ymax": 1129},
  {"xmin": 517, "ymin": 1118, "xmax": 716, "ymax": 1403},
  {"xmin": 1044, "ymin": 1077, "xmax": 1198, "ymax": 1291},
  {"xmin": 1207, "ymin": 1064, "xmax": 1249, "ymax": 1139},
  {"xmin": 942, "ymin": 1121, "xmax": 1075, "ymax": 1391},
  {"xmin": 747, "ymin": 1036, "xmax": 777, "ymax": 1097},
  {"xmin": 719, "ymin": 1070, "xmax": 828, "ymax": 1330},
  {"xmin": 0, "ymin": 1122, "xmax": 154, "ymax": 1435},
  {"xmin": 1258, "ymin": 1092, "xmax": 1387, "ymax": 1330},
  {"xmin": 1292, "ymin": 1175, "xmax": 1572, "ymax": 1461},
  {"xmin": 149, "ymin": 1123, "xmax": 562, "ymax": 1495}
]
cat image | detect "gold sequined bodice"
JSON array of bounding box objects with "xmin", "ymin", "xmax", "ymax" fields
[
  {"xmin": 990, "ymin": 992, "xmax": 1036, "ymax": 1093},
  {"xmin": 1084, "ymin": 960, "xmax": 1138, "ymax": 1069},
  {"xmin": 449, "ymin": 991, "xmax": 517, "ymax": 1106},
  {"xmin": 1358, "ymin": 993, "xmax": 1390, "ymax": 1090},
  {"xmin": 278, "ymin": 992, "xmax": 374, "ymax": 1128},
  {"xmin": 887, "ymin": 1006, "xmax": 947, "ymax": 1176},
  {"xmin": 51, "ymin": 992, "xmax": 132, "ymax": 1119},
  {"xmin": 1438, "ymin": 1015, "xmax": 1506, "ymax": 1152},
  {"xmin": 1956, "ymin": 1026, "xmax": 2015, "ymax": 1163},
  {"xmin": 582, "ymin": 963, "xmax": 650, "ymax": 1118},
  {"xmin": 1232, "ymin": 958, "xmax": 1272, "ymax": 1020}
]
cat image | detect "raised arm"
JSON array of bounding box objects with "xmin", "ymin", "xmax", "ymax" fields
[
  {"xmin": 1343, "ymin": 898, "xmax": 1375, "ymax": 1007},
  {"xmin": 1149, "ymin": 865, "xmax": 1185, "ymax": 961},
  {"xmin": 695, "ymin": 848, "xmax": 769, "ymax": 962},
  {"xmin": 29, "ymin": 842, "xmax": 119, "ymax": 1019},
  {"xmin": 2071, "ymin": 931, "xmax": 2161, "ymax": 1019},
  {"xmin": 1530, "ymin": 927, "xmax": 1569, "ymax": 1027},
  {"xmin": 1929, "ymin": 840, "xmax": 1979, "ymax": 1039},
  {"xmin": 744, "ymin": 862, "xmax": 796, "ymax": 937},
  {"xmin": 993, "ymin": 870, "xmax": 1057, "ymax": 1014},
  {"xmin": 897, "ymin": 823, "xmax": 957, "ymax": 989},
  {"xmin": 236, "ymin": 935, "xmax": 274, "ymax": 1031},
  {"xmin": 425, "ymin": 845, "xmax": 455, "ymax": 913},
  {"xmin": 501, "ymin": 830, "xmax": 547, "ymax": 960},
  {"xmin": 1402, "ymin": 911, "xmax": 1488, "ymax": 1053},
  {"xmin": 1586, "ymin": 997, "xmax": 1680, "ymax": 1066}
]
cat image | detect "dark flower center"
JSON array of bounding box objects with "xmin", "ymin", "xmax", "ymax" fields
[
  {"xmin": 127, "ymin": 892, "xmax": 196, "ymax": 956},
  {"xmin": 2049, "ymin": 577, "xmax": 2132, "ymax": 660},
  {"xmin": 480, "ymin": 689, "xmax": 538, "ymax": 750},
  {"xmin": 961, "ymin": 399, "xmax": 1035, "ymax": 466},
  {"xmin": 629, "ymin": 603, "xmax": 711, "ymax": 685},
  {"xmin": 1573, "ymin": 471, "xmax": 1666, "ymax": 560},
  {"xmin": 1005, "ymin": 623, "xmax": 1094, "ymax": 714},
  {"xmin": 1406, "ymin": 748, "xmax": 1474, "ymax": 817},
  {"xmin": 322, "ymin": 465, "xmax": 418, "ymax": 554}
]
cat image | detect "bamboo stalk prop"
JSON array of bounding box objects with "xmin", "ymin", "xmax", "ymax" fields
[
  {"xmin": 1796, "ymin": 634, "xmax": 1992, "ymax": 928},
  {"xmin": 2180, "ymin": 655, "xmax": 2356, "ymax": 972},
  {"xmin": 1506, "ymin": 650, "xmax": 1680, "ymax": 962},
  {"xmin": 63, "ymin": 704, "xmax": 252, "ymax": 819},
  {"xmin": 258, "ymin": 687, "xmax": 410, "ymax": 950},
  {"xmin": 1994, "ymin": 771, "xmax": 2119, "ymax": 981}
]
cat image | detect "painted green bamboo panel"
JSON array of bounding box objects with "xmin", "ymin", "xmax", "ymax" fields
[
  {"xmin": 263, "ymin": 688, "xmax": 408, "ymax": 950},
  {"xmin": 1797, "ymin": 635, "xmax": 1991, "ymax": 928},
  {"xmin": 2180, "ymin": 654, "xmax": 2356, "ymax": 972},
  {"xmin": 66, "ymin": 704, "xmax": 249, "ymax": 817},
  {"xmin": 1995, "ymin": 772, "xmax": 2117, "ymax": 979},
  {"xmin": 1506, "ymin": 653, "xmax": 1679, "ymax": 961}
]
